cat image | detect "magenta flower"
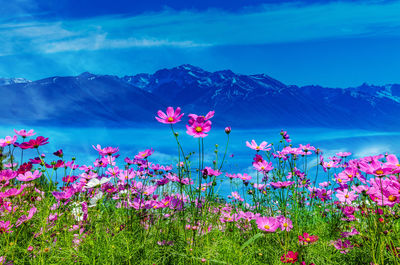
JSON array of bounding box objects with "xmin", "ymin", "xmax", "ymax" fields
[
  {"xmin": 246, "ymin": 140, "xmax": 271, "ymax": 151},
  {"xmin": 92, "ymin": 144, "xmax": 119, "ymax": 156},
  {"xmin": 331, "ymin": 239, "xmax": 353, "ymax": 254},
  {"xmin": 14, "ymin": 129, "xmax": 36, "ymax": 138},
  {"xmin": 19, "ymin": 136, "xmax": 49, "ymax": 149},
  {"xmin": 17, "ymin": 170, "xmax": 42, "ymax": 182},
  {"xmin": 280, "ymin": 251, "xmax": 298, "ymax": 263},
  {"xmin": 53, "ymin": 149, "xmax": 63, "ymax": 157},
  {"xmin": 16, "ymin": 206, "xmax": 37, "ymax": 227},
  {"xmin": 0, "ymin": 135, "xmax": 17, "ymax": 147},
  {"xmin": 255, "ymin": 216, "xmax": 279, "ymax": 232},
  {"xmin": 186, "ymin": 120, "xmax": 211, "ymax": 138},
  {"xmin": 281, "ymin": 130, "xmax": 291, "ymax": 143},
  {"xmin": 155, "ymin": 107, "xmax": 184, "ymax": 124},
  {"xmin": 299, "ymin": 232, "xmax": 319, "ymax": 245},
  {"xmin": 188, "ymin": 111, "xmax": 214, "ymax": 125}
]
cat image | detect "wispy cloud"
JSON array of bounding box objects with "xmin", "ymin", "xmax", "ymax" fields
[{"xmin": 1, "ymin": 1, "xmax": 400, "ymax": 56}]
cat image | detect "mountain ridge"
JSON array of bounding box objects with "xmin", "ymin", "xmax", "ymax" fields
[{"xmin": 1, "ymin": 64, "xmax": 400, "ymax": 130}]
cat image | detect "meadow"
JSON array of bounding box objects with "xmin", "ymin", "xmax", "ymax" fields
[{"xmin": 0, "ymin": 107, "xmax": 399, "ymax": 265}]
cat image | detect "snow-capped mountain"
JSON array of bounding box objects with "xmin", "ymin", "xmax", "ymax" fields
[
  {"xmin": 0, "ymin": 78, "xmax": 31, "ymax": 86},
  {"xmin": 1, "ymin": 64, "xmax": 400, "ymax": 130}
]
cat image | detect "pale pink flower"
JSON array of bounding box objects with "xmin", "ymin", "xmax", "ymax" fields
[
  {"xmin": 246, "ymin": 140, "xmax": 271, "ymax": 151},
  {"xmin": 17, "ymin": 170, "xmax": 42, "ymax": 182},
  {"xmin": 0, "ymin": 135, "xmax": 17, "ymax": 147},
  {"xmin": 14, "ymin": 129, "xmax": 36, "ymax": 138},
  {"xmin": 336, "ymin": 189, "xmax": 358, "ymax": 204}
]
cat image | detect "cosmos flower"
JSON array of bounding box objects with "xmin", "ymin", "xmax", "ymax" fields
[
  {"xmin": 17, "ymin": 170, "xmax": 42, "ymax": 182},
  {"xmin": 92, "ymin": 144, "xmax": 119, "ymax": 156},
  {"xmin": 255, "ymin": 216, "xmax": 279, "ymax": 232},
  {"xmin": 280, "ymin": 251, "xmax": 298, "ymax": 264},
  {"xmin": 0, "ymin": 135, "xmax": 17, "ymax": 147},
  {"xmin": 155, "ymin": 107, "xmax": 184, "ymax": 124},
  {"xmin": 246, "ymin": 140, "xmax": 271, "ymax": 151},
  {"xmin": 298, "ymin": 232, "xmax": 319, "ymax": 245},
  {"xmin": 19, "ymin": 136, "xmax": 49, "ymax": 149},
  {"xmin": 135, "ymin": 148, "xmax": 154, "ymax": 159},
  {"xmin": 14, "ymin": 129, "xmax": 36, "ymax": 138},
  {"xmin": 188, "ymin": 111, "xmax": 214, "ymax": 125},
  {"xmin": 186, "ymin": 120, "xmax": 211, "ymax": 138},
  {"xmin": 336, "ymin": 189, "xmax": 358, "ymax": 204},
  {"xmin": 85, "ymin": 177, "xmax": 111, "ymax": 189}
]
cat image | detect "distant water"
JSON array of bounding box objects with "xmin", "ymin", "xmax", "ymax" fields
[{"xmin": 2, "ymin": 126, "xmax": 400, "ymax": 193}]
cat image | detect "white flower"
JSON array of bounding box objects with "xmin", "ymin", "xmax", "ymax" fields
[
  {"xmin": 119, "ymin": 189, "xmax": 128, "ymax": 197},
  {"xmin": 71, "ymin": 206, "xmax": 84, "ymax": 221},
  {"xmin": 85, "ymin": 177, "xmax": 111, "ymax": 189},
  {"xmin": 89, "ymin": 191, "xmax": 104, "ymax": 208}
]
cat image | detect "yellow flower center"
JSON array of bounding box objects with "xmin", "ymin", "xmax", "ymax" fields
[
  {"xmin": 388, "ymin": 195, "xmax": 397, "ymax": 202},
  {"xmin": 264, "ymin": 225, "xmax": 270, "ymax": 230},
  {"xmin": 345, "ymin": 194, "xmax": 349, "ymax": 198},
  {"xmin": 375, "ymin": 169, "xmax": 384, "ymax": 175},
  {"xmin": 195, "ymin": 126, "xmax": 203, "ymax": 133},
  {"xmin": 283, "ymin": 223, "xmax": 288, "ymax": 227},
  {"xmin": 167, "ymin": 117, "xmax": 174, "ymax": 122}
]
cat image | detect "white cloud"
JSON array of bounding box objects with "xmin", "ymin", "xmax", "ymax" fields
[{"xmin": 1, "ymin": 1, "xmax": 400, "ymax": 55}]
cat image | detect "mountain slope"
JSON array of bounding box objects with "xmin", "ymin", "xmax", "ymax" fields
[{"xmin": 1, "ymin": 65, "xmax": 400, "ymax": 129}]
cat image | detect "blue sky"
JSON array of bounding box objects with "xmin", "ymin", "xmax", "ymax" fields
[{"xmin": 0, "ymin": 0, "xmax": 400, "ymax": 87}]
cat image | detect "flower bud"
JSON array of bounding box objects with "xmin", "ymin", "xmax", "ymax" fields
[{"xmin": 224, "ymin": 127, "xmax": 231, "ymax": 134}]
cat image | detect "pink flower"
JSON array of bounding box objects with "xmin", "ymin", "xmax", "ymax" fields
[
  {"xmin": 186, "ymin": 120, "xmax": 211, "ymax": 138},
  {"xmin": 0, "ymin": 221, "xmax": 13, "ymax": 233},
  {"xmin": 27, "ymin": 246, "xmax": 34, "ymax": 252},
  {"xmin": 135, "ymin": 148, "xmax": 154, "ymax": 159},
  {"xmin": 277, "ymin": 216, "xmax": 293, "ymax": 232},
  {"xmin": 0, "ymin": 135, "xmax": 17, "ymax": 147},
  {"xmin": 224, "ymin": 127, "xmax": 231, "ymax": 134},
  {"xmin": 255, "ymin": 216, "xmax": 279, "ymax": 232},
  {"xmin": 253, "ymin": 160, "xmax": 274, "ymax": 172},
  {"xmin": 336, "ymin": 189, "xmax": 358, "ymax": 204},
  {"xmin": 92, "ymin": 144, "xmax": 119, "ymax": 156},
  {"xmin": 14, "ymin": 129, "xmax": 36, "ymax": 138},
  {"xmin": 336, "ymin": 152, "xmax": 352, "ymax": 157},
  {"xmin": 155, "ymin": 107, "xmax": 184, "ymax": 124},
  {"xmin": 231, "ymin": 191, "xmax": 244, "ymax": 202},
  {"xmin": 246, "ymin": 140, "xmax": 271, "ymax": 151},
  {"xmin": 17, "ymin": 170, "xmax": 42, "ymax": 182},
  {"xmin": 270, "ymin": 181, "xmax": 294, "ymax": 189},
  {"xmin": 237, "ymin": 173, "xmax": 252, "ymax": 181}
]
